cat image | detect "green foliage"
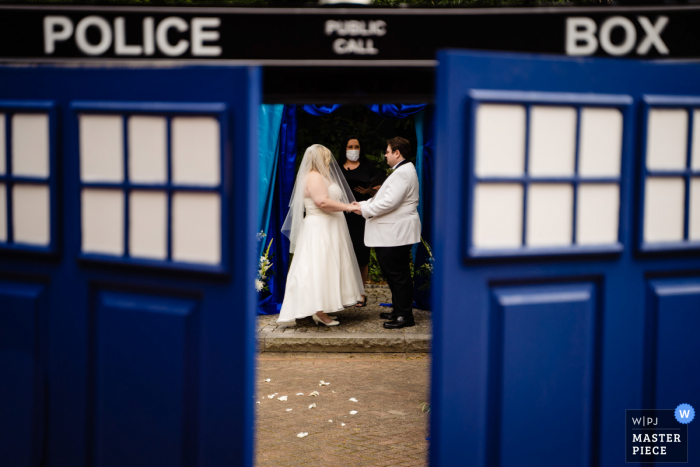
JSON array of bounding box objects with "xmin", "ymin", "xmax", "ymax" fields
[
  {"xmin": 369, "ymin": 248, "xmax": 385, "ymax": 283},
  {"xmin": 295, "ymin": 105, "xmax": 418, "ymax": 174},
  {"xmin": 419, "ymin": 401, "xmax": 431, "ymax": 413}
]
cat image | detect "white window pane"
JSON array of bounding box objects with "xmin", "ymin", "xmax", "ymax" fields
[
  {"xmin": 0, "ymin": 114, "xmax": 5, "ymax": 176},
  {"xmin": 473, "ymin": 183, "xmax": 523, "ymax": 248},
  {"xmin": 692, "ymin": 110, "xmax": 700, "ymax": 171},
  {"xmin": 526, "ymin": 184, "xmax": 573, "ymax": 247},
  {"xmin": 80, "ymin": 114, "xmax": 124, "ymax": 183},
  {"xmin": 689, "ymin": 178, "xmax": 700, "ymax": 241},
  {"xmin": 475, "ymin": 104, "xmax": 525, "ymax": 177},
  {"xmin": 578, "ymin": 107, "xmax": 623, "ymax": 177},
  {"xmin": 13, "ymin": 184, "xmax": 50, "ymax": 246},
  {"xmin": 172, "ymin": 192, "xmax": 221, "ymax": 264},
  {"xmin": 529, "ymin": 106, "xmax": 577, "ymax": 177},
  {"xmin": 129, "ymin": 190, "xmax": 167, "ymax": 260},
  {"xmin": 172, "ymin": 117, "xmax": 220, "ymax": 186},
  {"xmin": 12, "ymin": 113, "xmax": 50, "ymax": 178},
  {"xmin": 576, "ymin": 184, "xmax": 620, "ymax": 245},
  {"xmin": 128, "ymin": 116, "xmax": 167, "ymax": 184},
  {"xmin": 0, "ymin": 183, "xmax": 6, "ymax": 241},
  {"xmin": 644, "ymin": 177, "xmax": 685, "ymax": 243},
  {"xmin": 646, "ymin": 109, "xmax": 687, "ymax": 171},
  {"xmin": 81, "ymin": 188, "xmax": 124, "ymax": 255}
]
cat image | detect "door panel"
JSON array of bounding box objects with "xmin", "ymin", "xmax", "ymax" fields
[
  {"xmin": 0, "ymin": 65, "xmax": 259, "ymax": 467},
  {"xmin": 433, "ymin": 51, "xmax": 700, "ymax": 467}
]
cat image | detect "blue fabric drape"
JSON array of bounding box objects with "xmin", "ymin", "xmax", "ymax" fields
[
  {"xmin": 413, "ymin": 106, "xmax": 435, "ymax": 311},
  {"xmin": 367, "ymin": 104, "xmax": 426, "ymax": 119},
  {"xmin": 301, "ymin": 104, "xmax": 342, "ymax": 116},
  {"xmin": 258, "ymin": 105, "xmax": 298, "ymax": 315},
  {"xmin": 258, "ymin": 104, "xmax": 284, "ymax": 255}
]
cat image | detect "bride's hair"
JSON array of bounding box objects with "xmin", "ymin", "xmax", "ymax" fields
[{"xmin": 306, "ymin": 144, "xmax": 333, "ymax": 173}]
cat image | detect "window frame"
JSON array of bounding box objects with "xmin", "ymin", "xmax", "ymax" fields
[
  {"xmin": 71, "ymin": 101, "xmax": 231, "ymax": 275},
  {"xmin": 0, "ymin": 100, "xmax": 58, "ymax": 255},
  {"xmin": 464, "ymin": 90, "xmax": 632, "ymax": 260},
  {"xmin": 638, "ymin": 95, "xmax": 700, "ymax": 253}
]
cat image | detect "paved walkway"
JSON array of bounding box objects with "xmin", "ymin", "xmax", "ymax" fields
[
  {"xmin": 258, "ymin": 285, "xmax": 431, "ymax": 353},
  {"xmin": 255, "ymin": 352, "xmax": 430, "ymax": 467}
]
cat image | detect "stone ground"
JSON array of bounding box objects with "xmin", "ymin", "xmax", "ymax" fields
[
  {"xmin": 255, "ymin": 352, "xmax": 430, "ymax": 467},
  {"xmin": 258, "ymin": 285, "xmax": 432, "ymax": 353}
]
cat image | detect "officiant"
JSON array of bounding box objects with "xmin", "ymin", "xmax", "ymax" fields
[{"xmin": 340, "ymin": 135, "xmax": 382, "ymax": 307}]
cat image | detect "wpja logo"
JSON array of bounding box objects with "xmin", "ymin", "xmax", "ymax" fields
[{"xmin": 626, "ymin": 404, "xmax": 694, "ymax": 463}]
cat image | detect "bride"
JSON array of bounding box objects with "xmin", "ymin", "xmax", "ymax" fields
[{"xmin": 278, "ymin": 144, "xmax": 365, "ymax": 326}]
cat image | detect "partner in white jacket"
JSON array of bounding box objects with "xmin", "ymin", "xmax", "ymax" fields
[{"xmin": 359, "ymin": 161, "xmax": 421, "ymax": 247}]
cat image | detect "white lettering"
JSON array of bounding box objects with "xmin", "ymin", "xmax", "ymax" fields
[
  {"xmin": 44, "ymin": 16, "xmax": 74, "ymax": 54},
  {"xmin": 679, "ymin": 409, "xmax": 690, "ymax": 418},
  {"xmin": 633, "ymin": 434, "xmax": 642, "ymax": 442},
  {"xmin": 332, "ymin": 38, "xmax": 378, "ymax": 55},
  {"xmin": 675, "ymin": 434, "xmax": 681, "ymax": 442},
  {"xmin": 325, "ymin": 20, "xmax": 386, "ymax": 37},
  {"xmin": 143, "ymin": 17, "xmax": 155, "ymax": 56},
  {"xmin": 156, "ymin": 17, "xmax": 189, "ymax": 57},
  {"xmin": 114, "ymin": 17, "xmax": 142, "ymax": 56},
  {"xmin": 632, "ymin": 417, "xmax": 643, "ymax": 425},
  {"xmin": 633, "ymin": 446, "xmax": 639, "ymax": 455},
  {"xmin": 191, "ymin": 18, "xmax": 221, "ymax": 56},
  {"xmin": 566, "ymin": 17, "xmax": 597, "ymax": 56},
  {"xmin": 75, "ymin": 16, "xmax": 113, "ymax": 56},
  {"xmin": 636, "ymin": 16, "xmax": 669, "ymax": 55},
  {"xmin": 599, "ymin": 16, "xmax": 636, "ymax": 56}
]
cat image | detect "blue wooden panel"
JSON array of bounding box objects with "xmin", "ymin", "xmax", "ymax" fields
[
  {"xmin": 0, "ymin": 280, "xmax": 46, "ymax": 467},
  {"xmin": 92, "ymin": 291, "xmax": 197, "ymax": 467},
  {"xmin": 491, "ymin": 283, "xmax": 598, "ymax": 467},
  {"xmin": 646, "ymin": 278, "xmax": 700, "ymax": 456}
]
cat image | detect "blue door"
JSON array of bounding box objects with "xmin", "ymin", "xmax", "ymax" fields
[
  {"xmin": 0, "ymin": 65, "xmax": 259, "ymax": 466},
  {"xmin": 432, "ymin": 51, "xmax": 700, "ymax": 467}
]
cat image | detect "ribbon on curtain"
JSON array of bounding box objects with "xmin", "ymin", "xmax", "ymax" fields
[{"xmin": 258, "ymin": 105, "xmax": 298, "ymax": 315}]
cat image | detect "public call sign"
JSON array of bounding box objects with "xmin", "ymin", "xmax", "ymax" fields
[{"xmin": 1, "ymin": 5, "xmax": 700, "ymax": 64}]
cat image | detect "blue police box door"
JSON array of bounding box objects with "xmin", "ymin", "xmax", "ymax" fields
[
  {"xmin": 0, "ymin": 65, "xmax": 259, "ymax": 467},
  {"xmin": 432, "ymin": 51, "xmax": 700, "ymax": 467}
]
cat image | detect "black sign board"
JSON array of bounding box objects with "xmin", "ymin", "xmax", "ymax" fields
[{"xmin": 2, "ymin": 5, "xmax": 699, "ymax": 101}]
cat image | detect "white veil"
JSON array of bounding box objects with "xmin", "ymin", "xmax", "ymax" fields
[{"xmin": 281, "ymin": 144, "xmax": 356, "ymax": 254}]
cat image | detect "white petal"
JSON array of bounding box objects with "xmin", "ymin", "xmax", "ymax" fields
[
  {"xmin": 277, "ymin": 396, "xmax": 288, "ymax": 401},
  {"xmin": 328, "ymin": 420, "xmax": 333, "ymax": 423},
  {"xmin": 349, "ymin": 398, "xmax": 358, "ymax": 402},
  {"xmin": 256, "ymin": 402, "xmax": 260, "ymax": 404},
  {"xmin": 267, "ymin": 395, "xmax": 275, "ymax": 399},
  {"xmin": 296, "ymin": 432, "xmax": 308, "ymax": 438},
  {"xmin": 286, "ymin": 409, "xmax": 293, "ymax": 412},
  {"xmin": 350, "ymin": 411, "xmax": 358, "ymax": 415},
  {"xmin": 264, "ymin": 379, "xmax": 271, "ymax": 382},
  {"xmin": 319, "ymin": 380, "xmax": 330, "ymax": 386},
  {"xmin": 296, "ymin": 393, "xmax": 304, "ymax": 396},
  {"xmin": 341, "ymin": 423, "xmax": 346, "ymax": 426},
  {"xmin": 309, "ymin": 403, "xmax": 316, "ymax": 409},
  {"xmin": 309, "ymin": 391, "xmax": 319, "ymax": 397}
]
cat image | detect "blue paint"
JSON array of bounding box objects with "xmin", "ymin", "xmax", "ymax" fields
[
  {"xmin": 0, "ymin": 64, "xmax": 259, "ymax": 467},
  {"xmin": 433, "ymin": 50, "xmax": 700, "ymax": 467}
]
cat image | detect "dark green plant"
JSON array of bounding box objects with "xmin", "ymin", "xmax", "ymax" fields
[{"xmin": 369, "ymin": 248, "xmax": 385, "ymax": 283}]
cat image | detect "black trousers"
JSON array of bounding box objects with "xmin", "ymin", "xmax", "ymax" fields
[{"xmin": 375, "ymin": 244, "xmax": 414, "ymax": 318}]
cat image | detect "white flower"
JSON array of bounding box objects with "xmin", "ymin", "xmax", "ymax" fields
[{"xmin": 255, "ymin": 279, "xmax": 264, "ymax": 292}]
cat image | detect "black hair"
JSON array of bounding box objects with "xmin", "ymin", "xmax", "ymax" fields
[{"xmin": 337, "ymin": 135, "xmax": 367, "ymax": 166}]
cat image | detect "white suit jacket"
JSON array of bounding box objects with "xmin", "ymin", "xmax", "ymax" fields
[{"xmin": 359, "ymin": 161, "xmax": 421, "ymax": 247}]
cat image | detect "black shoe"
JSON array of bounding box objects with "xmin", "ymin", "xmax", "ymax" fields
[
  {"xmin": 380, "ymin": 312, "xmax": 398, "ymax": 320},
  {"xmin": 383, "ymin": 316, "xmax": 415, "ymax": 329}
]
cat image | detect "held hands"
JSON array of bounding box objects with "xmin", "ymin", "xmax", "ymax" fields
[{"xmin": 348, "ymin": 202, "xmax": 362, "ymax": 215}]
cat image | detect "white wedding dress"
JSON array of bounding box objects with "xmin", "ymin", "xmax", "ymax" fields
[{"xmin": 278, "ymin": 183, "xmax": 365, "ymax": 323}]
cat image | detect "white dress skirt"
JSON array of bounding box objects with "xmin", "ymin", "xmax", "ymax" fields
[{"xmin": 278, "ymin": 184, "xmax": 364, "ymax": 323}]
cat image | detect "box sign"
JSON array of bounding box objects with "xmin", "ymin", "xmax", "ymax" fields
[{"xmin": 1, "ymin": 5, "xmax": 700, "ymax": 63}]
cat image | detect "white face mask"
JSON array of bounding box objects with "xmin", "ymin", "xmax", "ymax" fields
[{"xmin": 346, "ymin": 150, "xmax": 360, "ymax": 162}]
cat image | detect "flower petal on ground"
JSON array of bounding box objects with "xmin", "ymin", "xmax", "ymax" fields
[
  {"xmin": 309, "ymin": 403, "xmax": 316, "ymax": 409},
  {"xmin": 341, "ymin": 423, "xmax": 346, "ymax": 427},
  {"xmin": 263, "ymin": 379, "xmax": 271, "ymax": 382},
  {"xmin": 350, "ymin": 411, "xmax": 358, "ymax": 415},
  {"xmin": 319, "ymin": 380, "xmax": 330, "ymax": 386},
  {"xmin": 309, "ymin": 391, "xmax": 319, "ymax": 397},
  {"xmin": 328, "ymin": 420, "xmax": 333, "ymax": 423},
  {"xmin": 349, "ymin": 398, "xmax": 358, "ymax": 402},
  {"xmin": 286, "ymin": 409, "xmax": 293, "ymax": 412},
  {"xmin": 277, "ymin": 396, "xmax": 288, "ymax": 401},
  {"xmin": 267, "ymin": 395, "xmax": 275, "ymax": 399},
  {"xmin": 296, "ymin": 432, "xmax": 308, "ymax": 438},
  {"xmin": 256, "ymin": 402, "xmax": 260, "ymax": 404},
  {"xmin": 296, "ymin": 393, "xmax": 304, "ymax": 396}
]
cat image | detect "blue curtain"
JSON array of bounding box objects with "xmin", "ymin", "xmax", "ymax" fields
[
  {"xmin": 301, "ymin": 104, "xmax": 342, "ymax": 116},
  {"xmin": 257, "ymin": 104, "xmax": 284, "ymax": 255},
  {"xmin": 413, "ymin": 106, "xmax": 435, "ymax": 311},
  {"xmin": 367, "ymin": 104, "xmax": 426, "ymax": 119},
  {"xmin": 258, "ymin": 105, "xmax": 298, "ymax": 315}
]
